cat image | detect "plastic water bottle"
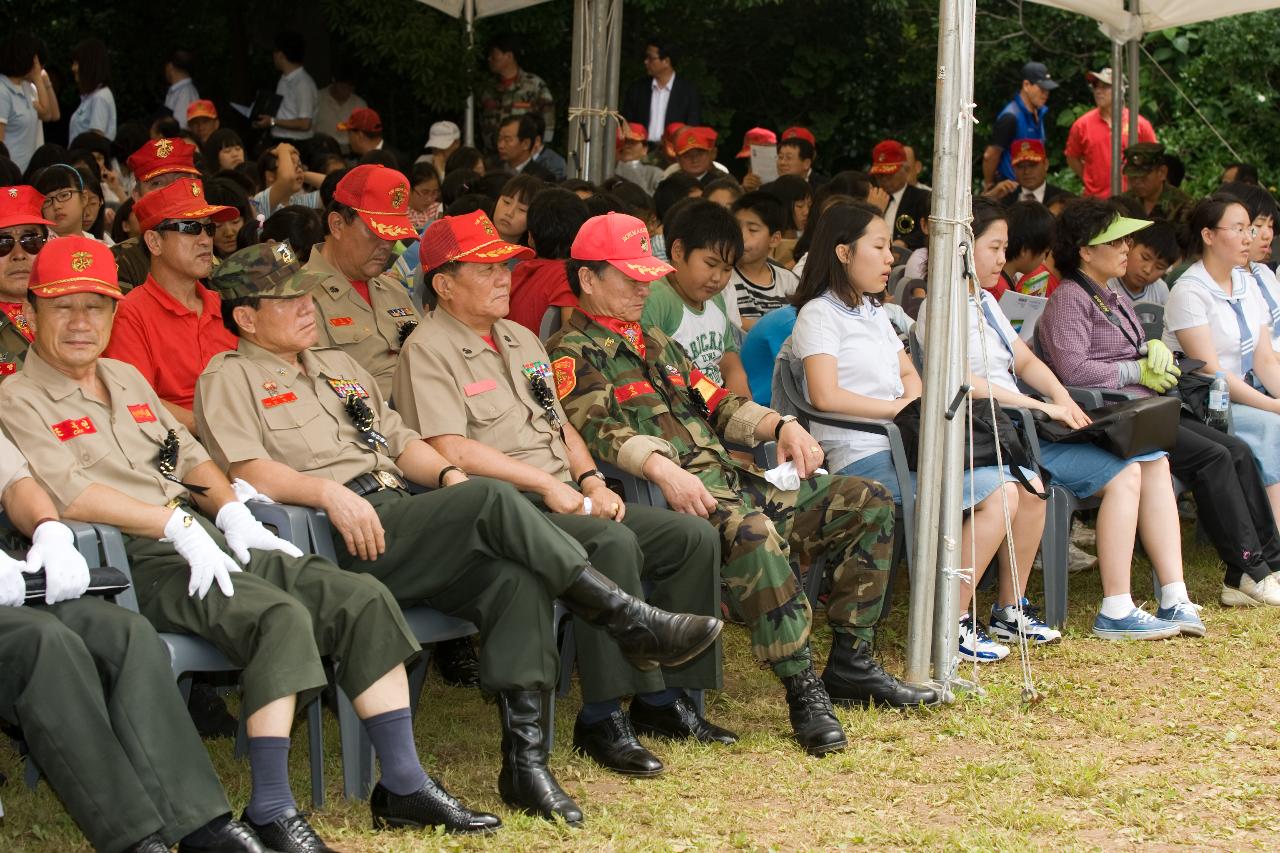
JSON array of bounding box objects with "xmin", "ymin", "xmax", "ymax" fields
[{"xmin": 1206, "ymin": 371, "xmax": 1230, "ymax": 431}]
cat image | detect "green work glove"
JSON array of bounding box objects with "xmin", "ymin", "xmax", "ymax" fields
[
  {"xmin": 1138, "ymin": 358, "xmax": 1179, "ymax": 393},
  {"xmin": 1144, "ymin": 339, "xmax": 1175, "ymax": 374}
]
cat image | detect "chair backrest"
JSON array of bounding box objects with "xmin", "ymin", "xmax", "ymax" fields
[
  {"xmin": 887, "ymin": 264, "xmax": 906, "ymax": 300},
  {"xmin": 539, "ymin": 307, "xmax": 561, "ymax": 341},
  {"xmin": 1133, "ymin": 301, "xmax": 1165, "ymax": 342},
  {"xmin": 908, "ymin": 324, "xmax": 925, "ymax": 373}
]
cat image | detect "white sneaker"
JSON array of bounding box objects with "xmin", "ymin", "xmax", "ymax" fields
[
  {"xmin": 958, "ymin": 615, "xmax": 1009, "ymax": 662},
  {"xmin": 1220, "ymin": 573, "xmax": 1280, "ymax": 607}
]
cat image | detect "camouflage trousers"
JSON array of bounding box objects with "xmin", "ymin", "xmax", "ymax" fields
[{"xmin": 709, "ymin": 471, "xmax": 896, "ymax": 678}]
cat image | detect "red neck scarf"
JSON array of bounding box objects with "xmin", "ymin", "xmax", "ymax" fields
[
  {"xmin": 0, "ymin": 302, "xmax": 33, "ymax": 342},
  {"xmin": 589, "ymin": 313, "xmax": 646, "ymax": 358}
]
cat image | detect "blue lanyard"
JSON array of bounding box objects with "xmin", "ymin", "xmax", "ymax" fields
[
  {"xmin": 1250, "ymin": 267, "xmax": 1280, "ymax": 327},
  {"xmin": 976, "ymin": 295, "xmax": 1017, "ymax": 379}
]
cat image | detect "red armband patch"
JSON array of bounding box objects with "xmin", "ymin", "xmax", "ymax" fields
[
  {"xmin": 50, "ymin": 417, "xmax": 96, "ymax": 441},
  {"xmin": 261, "ymin": 392, "xmax": 298, "ymax": 408},
  {"xmin": 689, "ymin": 369, "xmax": 729, "ymax": 415},
  {"xmin": 613, "ymin": 381, "xmax": 656, "ymax": 403},
  {"xmin": 127, "ymin": 403, "xmax": 157, "ymax": 423},
  {"xmin": 552, "ymin": 356, "xmax": 576, "ymax": 400}
]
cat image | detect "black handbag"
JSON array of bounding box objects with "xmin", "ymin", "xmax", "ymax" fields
[
  {"xmin": 893, "ymin": 398, "xmax": 1045, "ymax": 497},
  {"xmin": 1172, "ymin": 357, "xmax": 1214, "ymax": 422},
  {"xmin": 23, "ymin": 566, "xmax": 131, "ymax": 605},
  {"xmin": 1033, "ymin": 396, "xmax": 1180, "ymax": 458}
]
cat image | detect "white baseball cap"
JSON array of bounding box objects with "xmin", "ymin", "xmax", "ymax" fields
[{"xmin": 425, "ymin": 121, "xmax": 461, "ymax": 151}]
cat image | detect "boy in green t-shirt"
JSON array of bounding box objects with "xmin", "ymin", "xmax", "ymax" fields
[{"xmin": 641, "ymin": 199, "xmax": 751, "ymax": 398}]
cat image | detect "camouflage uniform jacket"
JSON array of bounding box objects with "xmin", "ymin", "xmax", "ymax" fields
[
  {"xmin": 0, "ymin": 303, "xmax": 33, "ymax": 380},
  {"xmin": 1121, "ymin": 183, "xmax": 1194, "ymax": 224},
  {"xmin": 111, "ymin": 237, "xmax": 150, "ymax": 293},
  {"xmin": 547, "ymin": 309, "xmax": 774, "ymax": 500},
  {"xmin": 479, "ymin": 68, "xmax": 556, "ymax": 151}
]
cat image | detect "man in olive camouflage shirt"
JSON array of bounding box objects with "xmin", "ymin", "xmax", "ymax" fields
[
  {"xmin": 548, "ymin": 214, "xmax": 938, "ymax": 757},
  {"xmin": 479, "ymin": 34, "xmax": 556, "ymax": 151},
  {"xmin": 1119, "ymin": 142, "xmax": 1193, "ymax": 223}
]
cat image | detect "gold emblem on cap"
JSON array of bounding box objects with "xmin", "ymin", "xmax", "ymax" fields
[
  {"xmin": 70, "ymin": 251, "xmax": 94, "ymax": 273},
  {"xmin": 390, "ymin": 186, "xmax": 407, "ymax": 210},
  {"xmin": 272, "ymin": 243, "xmax": 297, "ymax": 264},
  {"xmin": 6, "ymin": 188, "xmax": 16, "ymax": 198},
  {"xmin": 639, "ymin": 234, "xmax": 649, "ymax": 253},
  {"xmin": 156, "ymin": 139, "xmax": 174, "ymax": 158},
  {"xmin": 478, "ymin": 215, "xmax": 496, "ymax": 236},
  {"xmin": 190, "ymin": 182, "xmax": 201, "ymax": 197}
]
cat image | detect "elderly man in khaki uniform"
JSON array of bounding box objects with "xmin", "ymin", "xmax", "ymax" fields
[
  {"xmin": 0, "ymin": 431, "xmax": 267, "ymax": 853},
  {"xmin": 0, "ymin": 236, "xmax": 504, "ymax": 851},
  {"xmin": 193, "ymin": 241, "xmax": 721, "ymax": 827},
  {"xmin": 302, "ymin": 164, "xmax": 420, "ymax": 398},
  {"xmin": 392, "ymin": 211, "xmax": 732, "ymax": 779}
]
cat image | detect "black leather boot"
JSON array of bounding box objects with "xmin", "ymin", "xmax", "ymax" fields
[
  {"xmin": 572, "ymin": 709, "xmax": 664, "ymax": 776},
  {"xmin": 781, "ymin": 664, "xmax": 848, "ymax": 757},
  {"xmin": 496, "ymin": 691, "xmax": 583, "ymax": 825},
  {"xmin": 822, "ymin": 633, "xmax": 939, "ymax": 708},
  {"xmin": 370, "ymin": 778, "xmax": 501, "ymax": 833},
  {"xmin": 559, "ymin": 566, "xmax": 721, "ymax": 671},
  {"xmin": 434, "ymin": 636, "xmax": 480, "ymax": 687}
]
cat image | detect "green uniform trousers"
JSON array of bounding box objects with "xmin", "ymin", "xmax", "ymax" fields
[
  {"xmin": 709, "ymin": 471, "xmax": 895, "ymax": 678},
  {"xmin": 124, "ymin": 515, "xmax": 418, "ymax": 718},
  {"xmin": 333, "ymin": 478, "xmax": 588, "ymax": 695},
  {"xmin": 533, "ymin": 499, "xmax": 723, "ymax": 704},
  {"xmin": 0, "ymin": 598, "xmax": 229, "ymax": 852}
]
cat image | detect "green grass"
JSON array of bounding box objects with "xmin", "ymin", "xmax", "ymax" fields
[{"xmin": 4, "ymin": 521, "xmax": 1280, "ymax": 852}]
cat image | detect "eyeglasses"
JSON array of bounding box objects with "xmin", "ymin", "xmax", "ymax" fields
[
  {"xmin": 1214, "ymin": 225, "xmax": 1259, "ymax": 239},
  {"xmin": 1101, "ymin": 235, "xmax": 1134, "ymax": 249},
  {"xmin": 156, "ymin": 220, "xmax": 217, "ymax": 237},
  {"xmin": 42, "ymin": 188, "xmax": 80, "ymax": 208},
  {"xmin": 0, "ymin": 232, "xmax": 46, "ymax": 258}
]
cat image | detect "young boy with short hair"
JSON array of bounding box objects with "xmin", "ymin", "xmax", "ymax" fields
[
  {"xmin": 1106, "ymin": 219, "xmax": 1179, "ymax": 305},
  {"xmin": 727, "ymin": 191, "xmax": 800, "ymax": 331},
  {"xmin": 641, "ymin": 199, "xmax": 751, "ymax": 398}
]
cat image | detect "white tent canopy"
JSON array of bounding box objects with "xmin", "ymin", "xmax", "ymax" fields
[
  {"xmin": 417, "ymin": 0, "xmax": 551, "ymax": 22},
  {"xmin": 1028, "ymin": 1, "xmax": 1280, "ymax": 39}
]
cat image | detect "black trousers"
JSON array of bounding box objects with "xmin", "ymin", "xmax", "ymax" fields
[{"xmin": 1170, "ymin": 413, "xmax": 1280, "ymax": 585}]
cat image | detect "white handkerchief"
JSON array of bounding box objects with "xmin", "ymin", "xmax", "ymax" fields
[{"xmin": 763, "ymin": 461, "xmax": 827, "ymax": 491}]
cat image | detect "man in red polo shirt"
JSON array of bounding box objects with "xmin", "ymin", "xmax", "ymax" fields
[
  {"xmin": 103, "ymin": 177, "xmax": 239, "ymax": 433},
  {"xmin": 1064, "ymin": 67, "xmax": 1157, "ymax": 198}
]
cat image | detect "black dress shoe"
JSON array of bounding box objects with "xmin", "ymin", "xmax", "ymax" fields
[
  {"xmin": 242, "ymin": 809, "xmax": 335, "ymax": 853},
  {"xmin": 822, "ymin": 634, "xmax": 939, "ymax": 709},
  {"xmin": 177, "ymin": 819, "xmax": 269, "ymax": 853},
  {"xmin": 572, "ymin": 710, "xmax": 664, "ymax": 776},
  {"xmin": 629, "ymin": 696, "xmax": 739, "ymax": 745},
  {"xmin": 781, "ymin": 664, "xmax": 848, "ymax": 757},
  {"xmin": 434, "ymin": 636, "xmax": 480, "ymax": 687},
  {"xmin": 126, "ymin": 834, "xmax": 170, "ymax": 853},
  {"xmin": 370, "ymin": 779, "xmax": 501, "ymax": 834}
]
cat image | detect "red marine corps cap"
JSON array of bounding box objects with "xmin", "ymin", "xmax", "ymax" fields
[
  {"xmin": 571, "ymin": 212, "xmax": 674, "ymax": 282},
  {"xmin": 28, "ymin": 235, "xmax": 124, "ymax": 300},
  {"xmin": 126, "ymin": 138, "xmax": 201, "ymax": 183},
  {"xmin": 737, "ymin": 127, "xmax": 777, "ymax": 158},
  {"xmin": 186, "ymin": 100, "xmax": 218, "ymax": 122},
  {"xmin": 673, "ymin": 126, "xmax": 717, "ymax": 156},
  {"xmin": 419, "ymin": 211, "xmax": 534, "ymax": 271},
  {"xmin": 870, "ymin": 139, "xmax": 907, "ymax": 175},
  {"xmin": 337, "ymin": 108, "xmax": 382, "ymax": 134},
  {"xmin": 134, "ymin": 178, "xmax": 238, "ymax": 232},
  {"xmin": 0, "ymin": 186, "xmax": 55, "ymax": 229},
  {"xmin": 333, "ymin": 164, "xmax": 416, "ymax": 240},
  {"xmin": 1010, "ymin": 138, "xmax": 1047, "ymax": 165},
  {"xmin": 781, "ymin": 126, "xmax": 816, "ymax": 147}
]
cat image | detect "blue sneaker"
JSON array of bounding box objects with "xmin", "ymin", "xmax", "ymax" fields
[
  {"xmin": 958, "ymin": 614, "xmax": 1009, "ymax": 662},
  {"xmin": 1155, "ymin": 600, "xmax": 1206, "ymax": 637},
  {"xmin": 1091, "ymin": 607, "xmax": 1181, "ymax": 641},
  {"xmin": 989, "ymin": 598, "xmax": 1062, "ymax": 645}
]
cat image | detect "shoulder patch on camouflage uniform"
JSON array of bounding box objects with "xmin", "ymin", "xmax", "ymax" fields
[{"xmin": 552, "ymin": 356, "xmax": 576, "ymax": 399}]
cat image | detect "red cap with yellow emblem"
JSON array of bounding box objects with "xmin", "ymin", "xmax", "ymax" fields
[
  {"xmin": 1010, "ymin": 138, "xmax": 1047, "ymax": 165},
  {"xmin": 134, "ymin": 178, "xmax": 239, "ymax": 231},
  {"xmin": 419, "ymin": 211, "xmax": 535, "ymax": 271},
  {"xmin": 869, "ymin": 139, "xmax": 907, "ymax": 175},
  {"xmin": 0, "ymin": 186, "xmax": 55, "ymax": 229},
  {"xmin": 781, "ymin": 126, "xmax": 816, "ymax": 147},
  {"xmin": 737, "ymin": 127, "xmax": 777, "ymax": 158},
  {"xmin": 28, "ymin": 235, "xmax": 124, "ymax": 300},
  {"xmin": 333, "ymin": 164, "xmax": 416, "ymax": 240},
  {"xmin": 126, "ymin": 138, "xmax": 201, "ymax": 183},
  {"xmin": 571, "ymin": 212, "xmax": 674, "ymax": 282},
  {"xmin": 673, "ymin": 126, "xmax": 718, "ymax": 156},
  {"xmin": 186, "ymin": 100, "xmax": 218, "ymax": 122}
]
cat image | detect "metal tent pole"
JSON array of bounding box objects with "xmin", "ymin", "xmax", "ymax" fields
[
  {"xmin": 1127, "ymin": 0, "xmax": 1141, "ymax": 145},
  {"xmin": 905, "ymin": 0, "xmax": 974, "ymax": 687},
  {"xmin": 567, "ymin": 0, "xmax": 588, "ymax": 177},
  {"xmin": 1110, "ymin": 37, "xmax": 1124, "ymax": 196},
  {"xmin": 464, "ymin": 0, "xmax": 476, "ymax": 147},
  {"xmin": 602, "ymin": 0, "xmax": 623, "ymax": 181},
  {"xmin": 585, "ymin": 0, "xmax": 611, "ymax": 184}
]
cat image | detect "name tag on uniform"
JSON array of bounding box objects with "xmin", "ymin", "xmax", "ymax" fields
[
  {"xmin": 386, "ymin": 307, "xmax": 413, "ymax": 318},
  {"xmin": 51, "ymin": 417, "xmax": 96, "ymax": 441},
  {"xmin": 465, "ymin": 378, "xmax": 497, "ymax": 397},
  {"xmin": 614, "ymin": 381, "xmax": 656, "ymax": 403},
  {"xmin": 329, "ymin": 317, "xmax": 353, "ymax": 327},
  {"xmin": 128, "ymin": 403, "xmax": 157, "ymax": 423},
  {"xmin": 261, "ymin": 392, "xmax": 298, "ymax": 408},
  {"xmin": 327, "ymin": 378, "xmax": 368, "ymax": 399}
]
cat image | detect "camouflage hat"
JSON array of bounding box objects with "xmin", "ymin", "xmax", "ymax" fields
[
  {"xmin": 209, "ymin": 242, "xmax": 326, "ymax": 300},
  {"xmin": 1123, "ymin": 142, "xmax": 1167, "ymax": 177}
]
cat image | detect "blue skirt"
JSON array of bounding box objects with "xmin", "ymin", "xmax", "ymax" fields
[
  {"xmin": 1037, "ymin": 441, "xmax": 1165, "ymax": 498},
  {"xmin": 837, "ymin": 450, "xmax": 1025, "ymax": 509},
  {"xmin": 1230, "ymin": 403, "xmax": 1280, "ymax": 486}
]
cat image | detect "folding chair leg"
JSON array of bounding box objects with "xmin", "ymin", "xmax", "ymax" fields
[
  {"xmin": 23, "ymin": 754, "xmax": 39, "ymax": 790},
  {"xmin": 233, "ymin": 708, "xmax": 249, "ymax": 760},
  {"xmin": 407, "ymin": 650, "xmax": 431, "ymax": 719},
  {"xmin": 1041, "ymin": 489, "xmax": 1072, "ymax": 628},
  {"xmin": 689, "ymin": 689, "xmax": 705, "ymax": 716},
  {"xmin": 556, "ymin": 622, "xmax": 576, "ymax": 699},
  {"xmin": 306, "ymin": 698, "xmax": 324, "ymax": 809},
  {"xmin": 336, "ymin": 687, "xmax": 375, "ymax": 801}
]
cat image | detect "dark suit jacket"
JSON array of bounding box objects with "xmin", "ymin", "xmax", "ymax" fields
[
  {"xmin": 892, "ymin": 184, "xmax": 931, "ymax": 251},
  {"xmin": 1000, "ymin": 182, "xmax": 1069, "ymax": 209},
  {"xmin": 621, "ymin": 75, "xmax": 703, "ymax": 132}
]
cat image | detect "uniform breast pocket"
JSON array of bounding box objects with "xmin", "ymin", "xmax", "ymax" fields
[
  {"xmin": 262, "ymin": 401, "xmax": 326, "ymax": 468},
  {"xmin": 324, "ymin": 319, "xmax": 375, "ymax": 347},
  {"xmin": 65, "ymin": 432, "xmax": 115, "ymax": 470}
]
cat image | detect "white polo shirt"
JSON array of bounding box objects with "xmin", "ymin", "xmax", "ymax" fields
[
  {"xmin": 918, "ymin": 288, "xmax": 1019, "ymax": 394},
  {"xmin": 1164, "ymin": 261, "xmax": 1269, "ymax": 377},
  {"xmin": 274, "ymin": 66, "xmax": 318, "ymax": 140},
  {"xmin": 792, "ymin": 292, "xmax": 902, "ymax": 470}
]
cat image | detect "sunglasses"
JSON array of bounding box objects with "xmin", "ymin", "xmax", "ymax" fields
[
  {"xmin": 156, "ymin": 220, "xmax": 217, "ymax": 237},
  {"xmin": 0, "ymin": 232, "xmax": 47, "ymax": 258}
]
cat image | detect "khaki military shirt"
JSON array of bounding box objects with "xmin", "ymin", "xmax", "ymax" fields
[
  {"xmin": 195, "ymin": 338, "xmax": 419, "ymax": 485},
  {"xmin": 0, "ymin": 432, "xmax": 31, "ymax": 495},
  {"xmin": 0, "ymin": 350, "xmax": 208, "ymax": 512},
  {"xmin": 393, "ymin": 308, "xmax": 572, "ymax": 481},
  {"xmin": 303, "ymin": 245, "xmax": 420, "ymax": 399},
  {"xmin": 0, "ymin": 303, "xmax": 34, "ymax": 380}
]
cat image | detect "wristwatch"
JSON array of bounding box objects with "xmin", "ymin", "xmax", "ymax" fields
[
  {"xmin": 774, "ymin": 415, "xmax": 798, "ymax": 440},
  {"xmin": 576, "ymin": 468, "xmax": 607, "ymax": 487}
]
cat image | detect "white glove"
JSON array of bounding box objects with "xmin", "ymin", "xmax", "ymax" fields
[
  {"xmin": 0, "ymin": 552, "xmax": 27, "ymax": 608},
  {"xmin": 215, "ymin": 501, "xmax": 303, "ymax": 565},
  {"xmin": 24, "ymin": 521, "xmax": 91, "ymax": 605},
  {"xmin": 164, "ymin": 508, "xmax": 240, "ymax": 599},
  {"xmin": 231, "ymin": 478, "xmax": 276, "ymax": 505}
]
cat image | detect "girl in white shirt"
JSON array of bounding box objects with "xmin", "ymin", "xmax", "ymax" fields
[
  {"xmin": 920, "ymin": 199, "xmax": 1197, "ymax": 641},
  {"xmin": 1166, "ymin": 194, "xmax": 1280, "ymax": 529},
  {"xmin": 1220, "ymin": 181, "xmax": 1280, "ymax": 352},
  {"xmin": 791, "ymin": 200, "xmax": 1030, "ymax": 663}
]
